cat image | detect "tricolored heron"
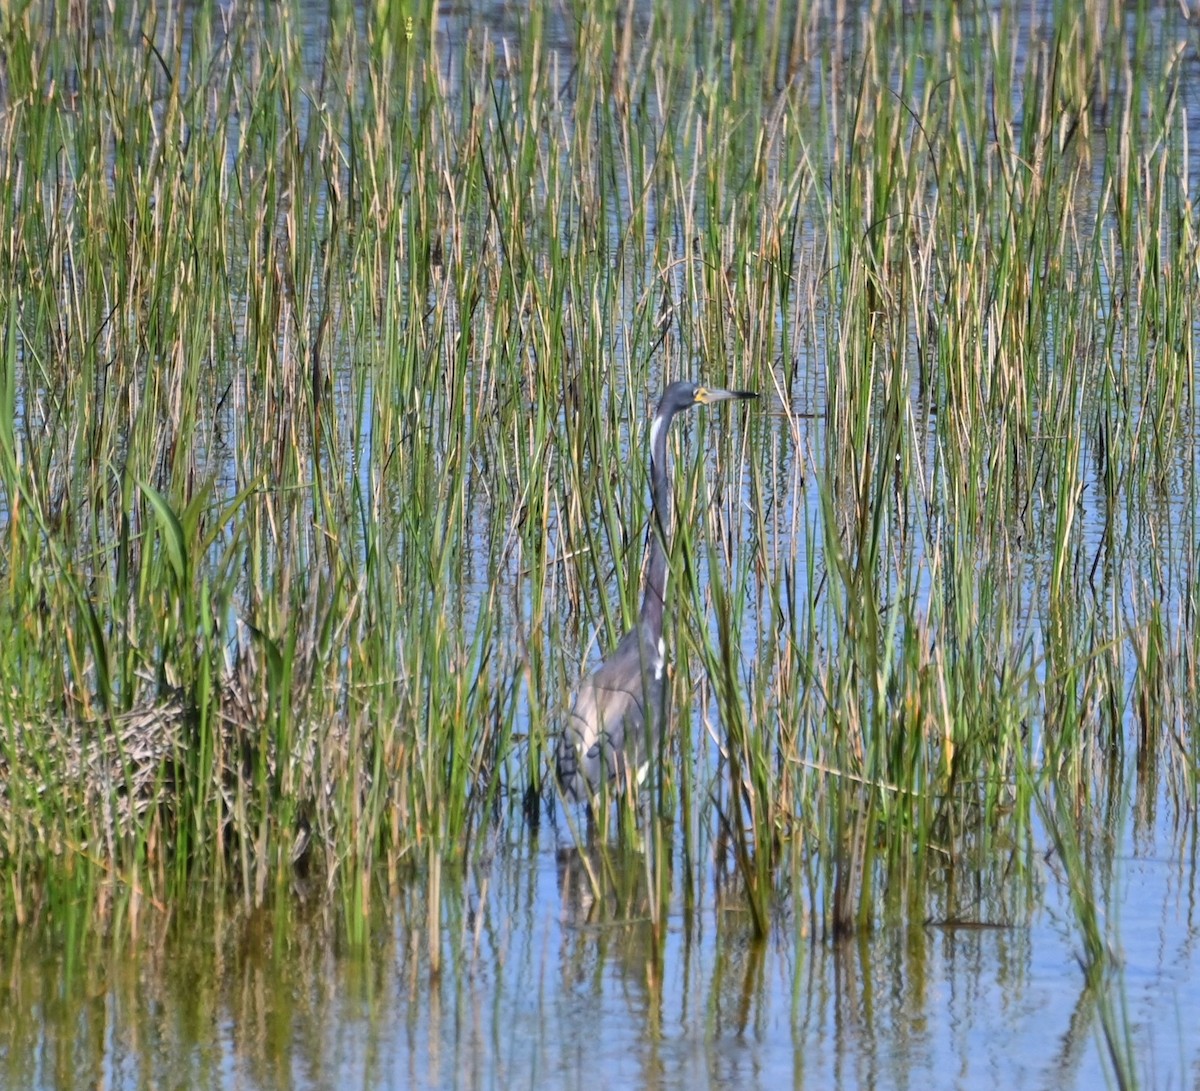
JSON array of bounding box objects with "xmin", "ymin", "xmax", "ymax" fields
[{"xmin": 554, "ymin": 380, "xmax": 757, "ymax": 803}]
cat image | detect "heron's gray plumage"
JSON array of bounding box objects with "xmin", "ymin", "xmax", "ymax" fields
[
  {"xmin": 554, "ymin": 381, "xmax": 756, "ymax": 804},
  {"xmin": 555, "ymin": 620, "xmax": 664, "ymax": 801}
]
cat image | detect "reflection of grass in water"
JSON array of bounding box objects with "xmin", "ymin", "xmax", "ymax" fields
[
  {"xmin": 0, "ymin": 2, "xmax": 1193, "ymax": 1069},
  {"xmin": 1030, "ymin": 768, "xmax": 1138, "ymax": 1090}
]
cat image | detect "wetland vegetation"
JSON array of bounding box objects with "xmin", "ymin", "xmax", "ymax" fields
[{"xmin": 1, "ymin": 0, "xmax": 1199, "ymax": 1086}]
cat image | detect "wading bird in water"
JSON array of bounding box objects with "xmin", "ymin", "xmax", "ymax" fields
[{"xmin": 554, "ymin": 381, "xmax": 757, "ymax": 804}]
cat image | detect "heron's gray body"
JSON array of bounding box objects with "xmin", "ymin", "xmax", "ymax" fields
[
  {"xmin": 555, "ymin": 620, "xmax": 665, "ymax": 802},
  {"xmin": 554, "ymin": 381, "xmax": 755, "ymax": 805}
]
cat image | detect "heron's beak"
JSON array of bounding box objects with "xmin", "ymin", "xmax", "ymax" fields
[{"xmin": 696, "ymin": 386, "xmax": 758, "ymax": 405}]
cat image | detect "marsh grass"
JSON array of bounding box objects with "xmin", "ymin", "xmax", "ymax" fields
[{"xmin": 0, "ymin": 2, "xmax": 1197, "ymax": 1065}]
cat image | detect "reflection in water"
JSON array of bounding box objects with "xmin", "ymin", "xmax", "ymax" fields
[{"xmin": 1, "ymin": 830, "xmax": 1197, "ymax": 1089}]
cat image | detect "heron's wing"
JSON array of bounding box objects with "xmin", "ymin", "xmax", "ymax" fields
[{"xmin": 555, "ymin": 628, "xmax": 663, "ymax": 801}]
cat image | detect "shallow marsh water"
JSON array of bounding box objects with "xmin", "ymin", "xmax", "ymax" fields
[
  {"xmin": 3, "ymin": 0, "xmax": 1200, "ymax": 1087},
  {"xmin": 2, "ymin": 816, "xmax": 1198, "ymax": 1090}
]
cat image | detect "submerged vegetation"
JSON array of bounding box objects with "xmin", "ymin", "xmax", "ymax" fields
[{"xmin": 0, "ymin": 1, "xmax": 1198, "ymax": 1071}]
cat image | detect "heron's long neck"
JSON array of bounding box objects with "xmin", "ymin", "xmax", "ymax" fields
[{"xmin": 640, "ymin": 405, "xmax": 674, "ymax": 635}]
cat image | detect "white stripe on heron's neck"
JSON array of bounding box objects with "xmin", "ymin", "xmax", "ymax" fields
[{"xmin": 648, "ymin": 413, "xmax": 665, "ymax": 466}]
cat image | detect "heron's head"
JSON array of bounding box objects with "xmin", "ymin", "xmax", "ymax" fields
[{"xmin": 661, "ymin": 380, "xmax": 758, "ymax": 415}]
